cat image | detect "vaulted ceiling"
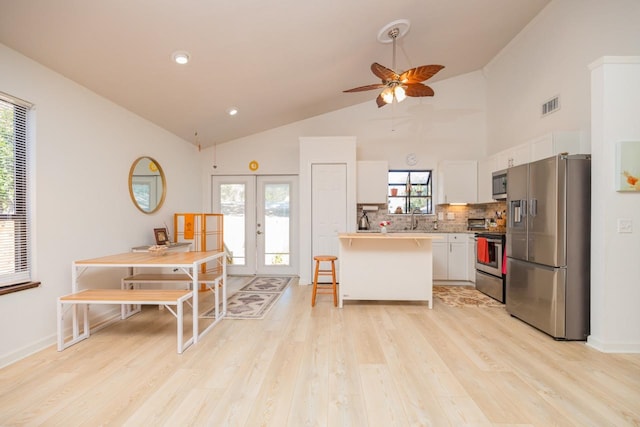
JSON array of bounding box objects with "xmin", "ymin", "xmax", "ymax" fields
[{"xmin": 0, "ymin": 0, "xmax": 549, "ymax": 147}]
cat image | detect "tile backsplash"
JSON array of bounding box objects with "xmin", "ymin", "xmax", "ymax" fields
[{"xmin": 357, "ymin": 202, "xmax": 507, "ymax": 232}]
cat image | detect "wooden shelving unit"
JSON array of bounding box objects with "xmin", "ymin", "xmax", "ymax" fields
[{"xmin": 174, "ymin": 213, "xmax": 224, "ymax": 279}]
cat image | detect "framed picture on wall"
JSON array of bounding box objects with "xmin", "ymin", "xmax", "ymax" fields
[
  {"xmin": 154, "ymin": 228, "xmax": 169, "ymax": 245},
  {"xmin": 616, "ymin": 141, "xmax": 640, "ymax": 192}
]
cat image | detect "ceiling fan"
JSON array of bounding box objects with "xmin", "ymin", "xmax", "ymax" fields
[{"xmin": 343, "ymin": 19, "xmax": 444, "ymax": 108}]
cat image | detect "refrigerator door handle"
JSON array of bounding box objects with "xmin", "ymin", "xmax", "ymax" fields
[{"xmin": 530, "ymin": 199, "xmax": 537, "ymax": 217}]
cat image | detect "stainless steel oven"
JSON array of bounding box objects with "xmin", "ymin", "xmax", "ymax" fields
[{"xmin": 475, "ymin": 232, "xmax": 505, "ymax": 303}]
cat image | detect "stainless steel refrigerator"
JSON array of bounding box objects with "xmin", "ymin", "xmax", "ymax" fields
[{"xmin": 506, "ymin": 154, "xmax": 591, "ymax": 340}]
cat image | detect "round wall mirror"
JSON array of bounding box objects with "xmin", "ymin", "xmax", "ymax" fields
[{"xmin": 128, "ymin": 156, "xmax": 166, "ymax": 214}]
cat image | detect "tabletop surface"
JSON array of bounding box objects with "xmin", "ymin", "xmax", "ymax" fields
[{"xmin": 74, "ymin": 250, "xmax": 224, "ymax": 266}]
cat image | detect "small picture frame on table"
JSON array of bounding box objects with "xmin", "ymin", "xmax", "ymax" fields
[{"xmin": 154, "ymin": 228, "xmax": 169, "ymax": 245}]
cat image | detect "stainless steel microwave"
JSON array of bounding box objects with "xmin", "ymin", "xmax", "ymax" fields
[{"xmin": 492, "ymin": 169, "xmax": 507, "ymax": 200}]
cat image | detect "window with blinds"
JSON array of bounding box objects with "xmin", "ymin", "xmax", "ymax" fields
[{"xmin": 0, "ymin": 92, "xmax": 31, "ymax": 288}]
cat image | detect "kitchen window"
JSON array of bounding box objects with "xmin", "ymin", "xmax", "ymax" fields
[
  {"xmin": 388, "ymin": 170, "xmax": 433, "ymax": 215},
  {"xmin": 0, "ymin": 92, "xmax": 37, "ymax": 295}
]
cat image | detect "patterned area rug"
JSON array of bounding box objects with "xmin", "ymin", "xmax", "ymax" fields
[
  {"xmin": 238, "ymin": 276, "xmax": 291, "ymax": 293},
  {"xmin": 203, "ymin": 276, "xmax": 292, "ymax": 319},
  {"xmin": 433, "ymin": 285, "xmax": 504, "ymax": 308}
]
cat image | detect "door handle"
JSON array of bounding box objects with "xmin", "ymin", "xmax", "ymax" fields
[{"xmin": 530, "ymin": 199, "xmax": 537, "ymax": 217}]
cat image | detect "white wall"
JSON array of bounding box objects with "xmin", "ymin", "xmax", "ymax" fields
[
  {"xmin": 485, "ymin": 0, "xmax": 640, "ymax": 154},
  {"xmin": 0, "ymin": 43, "xmax": 201, "ymax": 367},
  {"xmin": 589, "ymin": 57, "xmax": 640, "ymax": 352}
]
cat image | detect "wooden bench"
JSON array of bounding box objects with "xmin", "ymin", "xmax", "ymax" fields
[
  {"xmin": 121, "ymin": 273, "xmax": 224, "ymax": 320},
  {"xmin": 57, "ymin": 289, "xmax": 194, "ymax": 353}
]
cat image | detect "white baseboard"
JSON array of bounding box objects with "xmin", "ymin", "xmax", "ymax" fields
[
  {"xmin": 0, "ymin": 307, "xmax": 121, "ymax": 369},
  {"xmin": 0, "ymin": 334, "xmax": 56, "ymax": 369},
  {"xmin": 587, "ymin": 335, "xmax": 640, "ymax": 353}
]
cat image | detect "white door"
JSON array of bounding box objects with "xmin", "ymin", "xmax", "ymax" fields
[
  {"xmin": 311, "ymin": 164, "xmax": 347, "ymax": 280},
  {"xmin": 212, "ymin": 175, "xmax": 297, "ymax": 276}
]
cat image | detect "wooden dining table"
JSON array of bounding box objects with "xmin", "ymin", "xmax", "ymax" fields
[{"xmin": 70, "ymin": 250, "xmax": 226, "ymax": 347}]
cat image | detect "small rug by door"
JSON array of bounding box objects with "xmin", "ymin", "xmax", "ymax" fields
[
  {"xmin": 202, "ymin": 276, "xmax": 292, "ymax": 319},
  {"xmin": 433, "ymin": 285, "xmax": 504, "ymax": 308},
  {"xmin": 238, "ymin": 276, "xmax": 291, "ymax": 293}
]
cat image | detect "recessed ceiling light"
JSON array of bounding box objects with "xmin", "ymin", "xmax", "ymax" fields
[
  {"xmin": 227, "ymin": 107, "xmax": 238, "ymax": 116},
  {"xmin": 172, "ymin": 51, "xmax": 190, "ymax": 65}
]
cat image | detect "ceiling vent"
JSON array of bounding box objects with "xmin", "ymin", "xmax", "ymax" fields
[{"xmin": 542, "ymin": 96, "xmax": 560, "ymax": 116}]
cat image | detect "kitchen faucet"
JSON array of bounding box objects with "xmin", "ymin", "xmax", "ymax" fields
[{"xmin": 411, "ymin": 208, "xmax": 421, "ymax": 230}]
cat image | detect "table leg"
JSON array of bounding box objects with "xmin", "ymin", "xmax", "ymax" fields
[{"xmin": 192, "ymin": 265, "xmax": 199, "ymax": 343}]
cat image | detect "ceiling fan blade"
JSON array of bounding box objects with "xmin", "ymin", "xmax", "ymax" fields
[
  {"xmin": 400, "ymin": 65, "xmax": 445, "ymax": 84},
  {"xmin": 371, "ymin": 63, "xmax": 399, "ymax": 82},
  {"xmin": 376, "ymin": 94, "xmax": 387, "ymax": 108},
  {"xmin": 404, "ymin": 83, "xmax": 435, "ymax": 97},
  {"xmin": 343, "ymin": 83, "xmax": 387, "ymax": 93}
]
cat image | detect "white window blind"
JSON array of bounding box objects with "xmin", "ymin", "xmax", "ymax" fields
[{"xmin": 0, "ymin": 92, "xmax": 32, "ymax": 287}]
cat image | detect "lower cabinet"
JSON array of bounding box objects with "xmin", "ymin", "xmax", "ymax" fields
[
  {"xmin": 432, "ymin": 233, "xmax": 470, "ymax": 281},
  {"xmin": 432, "ymin": 238, "xmax": 448, "ymax": 280}
]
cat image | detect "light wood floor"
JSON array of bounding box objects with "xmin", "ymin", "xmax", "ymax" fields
[{"xmin": 2, "ymin": 277, "xmax": 640, "ymax": 426}]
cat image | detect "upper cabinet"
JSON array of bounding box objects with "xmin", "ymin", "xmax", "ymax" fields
[
  {"xmin": 438, "ymin": 160, "xmax": 478, "ymax": 204},
  {"xmin": 529, "ymin": 131, "xmax": 582, "ymax": 162},
  {"xmin": 356, "ymin": 160, "xmax": 388, "ymax": 204},
  {"xmin": 477, "ymin": 131, "xmax": 584, "ymax": 203},
  {"xmin": 494, "ymin": 142, "xmax": 530, "ymax": 171}
]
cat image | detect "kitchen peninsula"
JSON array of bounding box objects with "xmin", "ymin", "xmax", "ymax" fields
[{"xmin": 337, "ymin": 233, "xmax": 442, "ymax": 308}]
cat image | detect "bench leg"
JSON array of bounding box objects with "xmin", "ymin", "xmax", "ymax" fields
[
  {"xmin": 121, "ymin": 279, "xmax": 141, "ymax": 319},
  {"xmin": 214, "ymin": 278, "xmax": 219, "ymax": 319},
  {"xmin": 58, "ymin": 302, "xmax": 91, "ymax": 351}
]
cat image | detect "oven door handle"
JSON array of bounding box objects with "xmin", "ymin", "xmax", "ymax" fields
[{"xmin": 475, "ymin": 238, "xmax": 502, "ymax": 244}]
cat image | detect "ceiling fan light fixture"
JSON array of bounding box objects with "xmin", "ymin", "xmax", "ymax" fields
[
  {"xmin": 381, "ymin": 87, "xmax": 394, "ymax": 104},
  {"xmin": 343, "ymin": 18, "xmax": 444, "ymax": 108},
  {"xmin": 172, "ymin": 51, "xmax": 190, "ymax": 65},
  {"xmin": 381, "ymin": 85, "xmax": 406, "ymax": 104}
]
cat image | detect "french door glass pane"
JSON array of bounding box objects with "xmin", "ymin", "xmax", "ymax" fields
[
  {"xmin": 264, "ymin": 183, "xmax": 290, "ymax": 266},
  {"xmin": 220, "ymin": 183, "xmax": 246, "ymax": 266}
]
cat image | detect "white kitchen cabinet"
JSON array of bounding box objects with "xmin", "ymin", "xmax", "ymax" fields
[
  {"xmin": 447, "ymin": 234, "xmax": 468, "ymax": 281},
  {"xmin": 432, "ymin": 233, "xmax": 471, "ymax": 281},
  {"xmin": 432, "ymin": 236, "xmax": 448, "ymax": 280},
  {"xmin": 477, "ymin": 157, "xmax": 495, "ymax": 203},
  {"xmin": 529, "ymin": 131, "xmax": 582, "ymax": 162},
  {"xmin": 438, "ymin": 160, "xmax": 477, "ymax": 204},
  {"xmin": 494, "ymin": 142, "xmax": 530, "ymax": 171},
  {"xmin": 356, "ymin": 160, "xmax": 388, "ymax": 203}
]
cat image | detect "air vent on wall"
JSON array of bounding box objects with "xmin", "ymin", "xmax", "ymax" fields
[{"xmin": 542, "ymin": 96, "xmax": 560, "ymax": 116}]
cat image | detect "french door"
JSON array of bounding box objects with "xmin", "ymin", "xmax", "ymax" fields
[{"xmin": 211, "ymin": 175, "xmax": 297, "ymax": 276}]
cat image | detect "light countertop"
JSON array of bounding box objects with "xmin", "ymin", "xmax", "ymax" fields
[{"xmin": 339, "ymin": 232, "xmax": 444, "ymax": 239}]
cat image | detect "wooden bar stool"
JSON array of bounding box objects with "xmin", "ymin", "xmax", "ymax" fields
[{"xmin": 311, "ymin": 255, "xmax": 338, "ymax": 307}]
